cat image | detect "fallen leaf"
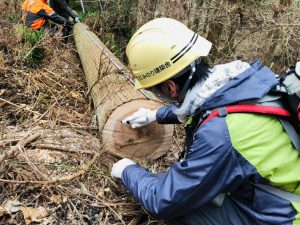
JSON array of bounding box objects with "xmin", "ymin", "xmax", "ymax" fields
[
  {"xmin": 0, "ymin": 206, "xmax": 9, "ymax": 217},
  {"xmin": 62, "ymin": 197, "xmax": 68, "ymax": 203},
  {"xmin": 4, "ymin": 200, "xmax": 22, "ymax": 213},
  {"xmin": 21, "ymin": 206, "xmax": 49, "ymax": 225},
  {"xmin": 70, "ymin": 91, "xmax": 80, "ymax": 99},
  {"xmin": 50, "ymin": 195, "xmax": 61, "ymax": 205},
  {"xmin": 0, "ymin": 89, "xmax": 5, "ymax": 96},
  {"xmin": 79, "ymin": 182, "xmax": 89, "ymax": 194}
]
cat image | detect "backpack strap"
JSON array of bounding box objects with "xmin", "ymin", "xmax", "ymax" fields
[
  {"xmin": 201, "ymin": 104, "xmax": 300, "ymax": 154},
  {"xmin": 278, "ymin": 118, "xmax": 300, "ymax": 153},
  {"xmin": 201, "ymin": 104, "xmax": 291, "ymax": 125},
  {"xmin": 179, "ymin": 111, "xmax": 206, "ymax": 160},
  {"xmin": 254, "ymin": 183, "xmax": 300, "ymax": 204}
]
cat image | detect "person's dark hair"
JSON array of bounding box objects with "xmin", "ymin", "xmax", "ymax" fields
[
  {"xmin": 171, "ymin": 59, "xmax": 211, "ymax": 91},
  {"xmin": 150, "ymin": 59, "xmax": 211, "ymax": 98}
]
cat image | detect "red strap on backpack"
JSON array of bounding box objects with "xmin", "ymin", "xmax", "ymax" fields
[{"xmin": 201, "ymin": 104, "xmax": 291, "ymax": 126}]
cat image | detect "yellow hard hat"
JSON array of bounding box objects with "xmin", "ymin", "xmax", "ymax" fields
[{"xmin": 126, "ymin": 18, "xmax": 212, "ymax": 90}]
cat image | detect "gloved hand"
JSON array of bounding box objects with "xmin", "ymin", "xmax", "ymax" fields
[
  {"xmin": 74, "ymin": 17, "xmax": 80, "ymax": 23},
  {"xmin": 121, "ymin": 108, "xmax": 157, "ymax": 128},
  {"xmin": 65, "ymin": 19, "xmax": 74, "ymax": 28},
  {"xmin": 284, "ymin": 61, "xmax": 300, "ymax": 97},
  {"xmin": 72, "ymin": 10, "xmax": 78, "ymax": 17},
  {"xmin": 111, "ymin": 158, "xmax": 136, "ymax": 178},
  {"xmin": 295, "ymin": 61, "xmax": 300, "ymax": 75}
]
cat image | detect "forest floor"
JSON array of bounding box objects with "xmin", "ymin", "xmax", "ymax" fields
[{"xmin": 0, "ymin": 5, "xmax": 181, "ymax": 225}]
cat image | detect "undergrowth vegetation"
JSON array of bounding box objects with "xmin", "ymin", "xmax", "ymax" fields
[
  {"xmin": 20, "ymin": 28, "xmax": 45, "ymax": 68},
  {"xmin": 73, "ymin": 0, "xmax": 137, "ymax": 60}
]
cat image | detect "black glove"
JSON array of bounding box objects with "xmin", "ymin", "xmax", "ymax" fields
[{"xmin": 65, "ymin": 19, "xmax": 74, "ymax": 28}]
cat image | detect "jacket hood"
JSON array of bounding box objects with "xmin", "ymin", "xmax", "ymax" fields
[{"xmin": 200, "ymin": 60, "xmax": 279, "ymax": 111}]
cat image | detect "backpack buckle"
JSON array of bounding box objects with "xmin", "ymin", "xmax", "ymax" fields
[{"xmin": 218, "ymin": 107, "xmax": 228, "ymax": 117}]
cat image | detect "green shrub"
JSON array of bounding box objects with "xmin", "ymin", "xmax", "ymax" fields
[
  {"xmin": 24, "ymin": 28, "xmax": 44, "ymax": 45},
  {"xmin": 21, "ymin": 28, "xmax": 45, "ymax": 68},
  {"xmin": 5, "ymin": 12, "xmax": 18, "ymax": 21}
]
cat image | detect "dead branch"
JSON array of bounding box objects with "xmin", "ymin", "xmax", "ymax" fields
[
  {"xmin": 18, "ymin": 144, "xmax": 49, "ymax": 180},
  {"xmin": 30, "ymin": 143, "xmax": 95, "ymax": 155},
  {"xmin": 0, "ymin": 151, "xmax": 99, "ymax": 185},
  {"xmin": 0, "ymin": 132, "xmax": 41, "ymax": 165},
  {"xmin": 0, "ymin": 96, "xmax": 97, "ymax": 129}
]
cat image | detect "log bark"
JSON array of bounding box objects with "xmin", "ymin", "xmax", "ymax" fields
[{"xmin": 73, "ymin": 24, "xmax": 174, "ymax": 160}]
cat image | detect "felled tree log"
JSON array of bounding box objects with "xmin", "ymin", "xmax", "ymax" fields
[{"xmin": 73, "ymin": 23, "xmax": 174, "ymax": 160}]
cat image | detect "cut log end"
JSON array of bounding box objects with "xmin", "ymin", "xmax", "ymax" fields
[{"xmin": 102, "ymin": 99, "xmax": 174, "ymax": 160}]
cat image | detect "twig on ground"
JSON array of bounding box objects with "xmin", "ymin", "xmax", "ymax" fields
[
  {"xmin": 0, "ymin": 132, "xmax": 41, "ymax": 166},
  {"xmin": 0, "ymin": 150, "xmax": 99, "ymax": 185},
  {"xmin": 0, "ymin": 96, "xmax": 97, "ymax": 129},
  {"xmin": 30, "ymin": 143, "xmax": 95, "ymax": 155},
  {"xmin": 18, "ymin": 143, "xmax": 49, "ymax": 180}
]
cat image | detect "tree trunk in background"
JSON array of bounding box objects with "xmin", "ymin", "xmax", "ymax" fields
[{"xmin": 73, "ymin": 23, "xmax": 174, "ymax": 160}]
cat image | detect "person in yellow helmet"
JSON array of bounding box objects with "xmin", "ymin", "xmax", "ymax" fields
[{"xmin": 111, "ymin": 18, "xmax": 300, "ymax": 224}]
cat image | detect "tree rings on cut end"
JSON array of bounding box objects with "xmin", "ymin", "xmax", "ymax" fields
[{"xmin": 102, "ymin": 99, "xmax": 174, "ymax": 160}]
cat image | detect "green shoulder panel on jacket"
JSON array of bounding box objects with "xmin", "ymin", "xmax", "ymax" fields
[
  {"xmin": 226, "ymin": 113, "xmax": 300, "ymax": 195},
  {"xmin": 292, "ymin": 203, "xmax": 300, "ymax": 225}
]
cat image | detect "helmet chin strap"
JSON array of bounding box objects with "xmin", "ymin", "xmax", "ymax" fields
[
  {"xmin": 152, "ymin": 61, "xmax": 197, "ymax": 105},
  {"xmin": 175, "ymin": 61, "xmax": 196, "ymax": 105}
]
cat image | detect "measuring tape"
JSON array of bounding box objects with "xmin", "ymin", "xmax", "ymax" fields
[{"xmin": 77, "ymin": 22, "xmax": 151, "ymax": 100}]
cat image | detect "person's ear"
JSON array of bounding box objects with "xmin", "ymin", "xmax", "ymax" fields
[{"xmin": 164, "ymin": 80, "xmax": 178, "ymax": 98}]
